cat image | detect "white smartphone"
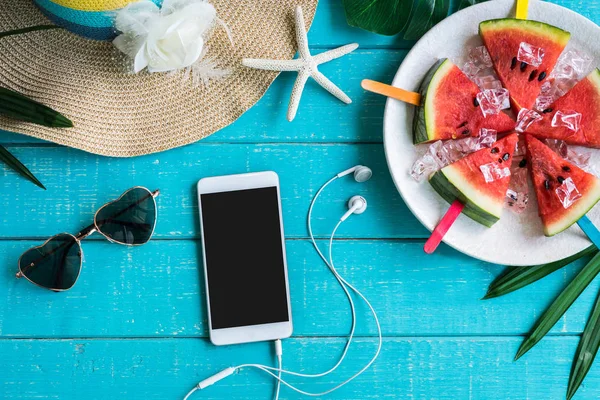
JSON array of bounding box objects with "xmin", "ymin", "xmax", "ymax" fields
[{"xmin": 197, "ymin": 171, "xmax": 293, "ymax": 346}]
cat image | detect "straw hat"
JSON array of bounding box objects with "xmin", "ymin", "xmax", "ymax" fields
[{"xmin": 0, "ymin": 0, "xmax": 318, "ymax": 156}]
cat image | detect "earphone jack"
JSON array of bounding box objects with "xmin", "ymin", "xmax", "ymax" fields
[{"xmin": 274, "ymin": 339, "xmax": 283, "ymax": 400}]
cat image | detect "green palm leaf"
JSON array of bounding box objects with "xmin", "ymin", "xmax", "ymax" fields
[
  {"xmin": 483, "ymin": 245, "xmax": 598, "ymax": 299},
  {"xmin": 0, "ymin": 146, "xmax": 45, "ymax": 189},
  {"xmin": 342, "ymin": 0, "xmax": 486, "ymax": 39},
  {"xmin": 515, "ymin": 252, "xmax": 600, "ymax": 360},
  {"xmin": 403, "ymin": 0, "xmax": 449, "ymax": 40},
  {"xmin": 567, "ymin": 289, "xmax": 600, "ymax": 400}
]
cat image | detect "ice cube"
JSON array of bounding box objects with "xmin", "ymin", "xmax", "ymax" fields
[
  {"xmin": 555, "ymin": 177, "xmax": 582, "ymax": 208},
  {"xmin": 410, "ymin": 155, "xmax": 439, "ymax": 182},
  {"xmin": 552, "ymin": 49, "xmax": 593, "ymax": 81},
  {"xmin": 477, "ymin": 88, "xmax": 510, "ymax": 117},
  {"xmin": 517, "ymin": 42, "xmax": 545, "ymax": 67},
  {"xmin": 515, "ymin": 108, "xmax": 542, "ymax": 132},
  {"xmin": 534, "ymin": 49, "xmax": 594, "ymax": 111},
  {"xmin": 480, "ymin": 162, "xmax": 511, "ymax": 183},
  {"xmin": 514, "ymin": 135, "xmax": 527, "ymax": 157},
  {"xmin": 469, "ymin": 46, "xmax": 493, "ymax": 69},
  {"xmin": 477, "ymin": 128, "xmax": 498, "ymax": 149},
  {"xmin": 504, "ymin": 157, "xmax": 530, "ymax": 213},
  {"xmin": 505, "ymin": 188, "xmax": 529, "ymax": 214},
  {"xmin": 410, "ymin": 141, "xmax": 451, "ymax": 182},
  {"xmin": 551, "ymin": 110, "xmax": 582, "ymax": 133},
  {"xmin": 567, "ymin": 148, "xmax": 592, "ymax": 170},
  {"xmin": 545, "ymin": 138, "xmax": 569, "ymax": 158},
  {"xmin": 410, "ymin": 131, "xmax": 499, "ymax": 182},
  {"xmin": 462, "ymin": 61, "xmax": 480, "ymax": 80},
  {"xmin": 474, "ymin": 75, "xmax": 503, "ymax": 90},
  {"xmin": 545, "ymin": 139, "xmax": 592, "ymax": 170}
]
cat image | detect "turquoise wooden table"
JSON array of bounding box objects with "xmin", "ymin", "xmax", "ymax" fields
[{"xmin": 2, "ymin": 1, "xmax": 600, "ymax": 398}]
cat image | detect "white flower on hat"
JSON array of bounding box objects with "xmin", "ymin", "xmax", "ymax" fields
[{"xmin": 113, "ymin": 0, "xmax": 227, "ymax": 74}]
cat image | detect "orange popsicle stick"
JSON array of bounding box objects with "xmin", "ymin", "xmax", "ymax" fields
[
  {"xmin": 361, "ymin": 79, "xmax": 421, "ymax": 106},
  {"xmin": 424, "ymin": 200, "xmax": 464, "ymax": 254}
]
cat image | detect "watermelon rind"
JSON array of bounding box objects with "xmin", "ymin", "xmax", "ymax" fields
[
  {"xmin": 545, "ymin": 180, "xmax": 600, "ymax": 236},
  {"xmin": 429, "ymin": 167, "xmax": 500, "ymax": 228},
  {"xmin": 413, "ymin": 58, "xmax": 450, "ymax": 144},
  {"xmin": 479, "ymin": 18, "xmax": 570, "ymax": 47}
]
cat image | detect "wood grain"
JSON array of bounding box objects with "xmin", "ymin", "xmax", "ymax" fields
[
  {"xmin": 0, "ymin": 144, "xmax": 429, "ymax": 239},
  {"xmin": 1, "ymin": 240, "xmax": 595, "ymax": 338},
  {"xmin": 1, "ymin": 336, "xmax": 596, "ymax": 399}
]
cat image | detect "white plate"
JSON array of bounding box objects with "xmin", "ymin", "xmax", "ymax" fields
[{"xmin": 383, "ymin": 0, "xmax": 600, "ymax": 266}]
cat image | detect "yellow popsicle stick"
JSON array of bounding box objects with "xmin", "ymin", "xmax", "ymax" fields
[
  {"xmin": 516, "ymin": 0, "xmax": 529, "ymax": 19},
  {"xmin": 361, "ymin": 79, "xmax": 421, "ymax": 106}
]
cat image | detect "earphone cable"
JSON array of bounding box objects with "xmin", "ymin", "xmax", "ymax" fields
[
  {"xmin": 183, "ymin": 172, "xmax": 380, "ymax": 399},
  {"xmin": 234, "ymin": 175, "xmax": 358, "ymax": 381},
  {"xmin": 232, "ymin": 219, "xmax": 382, "ymax": 396}
]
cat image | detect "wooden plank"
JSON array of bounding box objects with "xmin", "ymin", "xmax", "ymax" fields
[
  {"xmin": 1, "ymin": 240, "xmax": 596, "ymax": 338},
  {"xmin": 0, "ymin": 49, "xmax": 405, "ymax": 145},
  {"xmin": 1, "ymin": 336, "xmax": 596, "ymax": 399},
  {"xmin": 0, "ymin": 144, "xmax": 429, "ymax": 239}
]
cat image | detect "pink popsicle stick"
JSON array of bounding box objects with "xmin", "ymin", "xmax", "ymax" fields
[{"xmin": 424, "ymin": 200, "xmax": 465, "ymax": 254}]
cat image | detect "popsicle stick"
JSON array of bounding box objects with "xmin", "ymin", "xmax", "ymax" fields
[
  {"xmin": 424, "ymin": 200, "xmax": 465, "ymax": 254},
  {"xmin": 577, "ymin": 214, "xmax": 600, "ymax": 249},
  {"xmin": 361, "ymin": 79, "xmax": 421, "ymax": 106},
  {"xmin": 516, "ymin": 0, "xmax": 529, "ymax": 20}
]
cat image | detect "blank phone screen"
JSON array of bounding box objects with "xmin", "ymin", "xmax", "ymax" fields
[{"xmin": 201, "ymin": 187, "xmax": 290, "ymax": 330}]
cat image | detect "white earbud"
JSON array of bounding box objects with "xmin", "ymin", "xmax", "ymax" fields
[
  {"xmin": 336, "ymin": 165, "xmax": 373, "ymax": 183},
  {"xmin": 340, "ymin": 195, "xmax": 367, "ymax": 221}
]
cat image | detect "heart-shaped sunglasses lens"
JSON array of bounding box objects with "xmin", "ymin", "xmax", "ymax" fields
[
  {"xmin": 94, "ymin": 187, "xmax": 157, "ymax": 245},
  {"xmin": 18, "ymin": 233, "xmax": 82, "ymax": 291}
]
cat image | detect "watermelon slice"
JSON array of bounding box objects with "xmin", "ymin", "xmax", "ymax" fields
[
  {"xmin": 525, "ymin": 134, "xmax": 600, "ymax": 236},
  {"xmin": 526, "ymin": 69, "xmax": 600, "ymax": 147},
  {"xmin": 429, "ymin": 133, "xmax": 518, "ymax": 227},
  {"xmin": 480, "ymin": 19, "xmax": 571, "ymax": 111},
  {"xmin": 413, "ymin": 59, "xmax": 515, "ymax": 144}
]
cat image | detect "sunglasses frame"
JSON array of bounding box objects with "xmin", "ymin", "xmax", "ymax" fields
[{"xmin": 16, "ymin": 186, "xmax": 160, "ymax": 292}]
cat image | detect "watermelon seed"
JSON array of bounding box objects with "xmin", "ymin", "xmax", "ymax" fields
[
  {"xmin": 509, "ymin": 192, "xmax": 517, "ymax": 200},
  {"xmin": 498, "ymin": 158, "xmax": 503, "ymax": 164},
  {"xmin": 511, "ymin": 57, "xmax": 517, "ymax": 70},
  {"xmin": 562, "ymin": 166, "xmax": 571, "ymax": 172},
  {"xmin": 508, "ymin": 201, "xmax": 514, "ymax": 206},
  {"xmin": 491, "ymin": 147, "xmax": 499, "ymax": 154},
  {"xmin": 461, "ymin": 129, "xmax": 470, "ymax": 135},
  {"xmin": 544, "ymin": 180, "xmax": 551, "ymax": 190},
  {"xmin": 473, "ymin": 97, "xmax": 479, "ymax": 107},
  {"xmin": 542, "ymin": 108, "xmax": 553, "ymax": 114},
  {"xmin": 458, "ymin": 121, "xmax": 468, "ymax": 128},
  {"xmin": 557, "ymin": 176, "xmax": 565, "ymax": 184},
  {"xmin": 520, "ymin": 61, "xmax": 527, "ymax": 72},
  {"xmin": 529, "ymin": 70, "xmax": 538, "ymax": 81},
  {"xmin": 502, "ymin": 153, "xmax": 510, "ymax": 161},
  {"xmin": 538, "ymin": 71, "xmax": 547, "ymax": 81},
  {"xmin": 519, "ymin": 159, "xmax": 527, "ymax": 168}
]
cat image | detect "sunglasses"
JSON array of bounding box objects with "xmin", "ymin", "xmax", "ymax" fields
[{"xmin": 16, "ymin": 187, "xmax": 160, "ymax": 292}]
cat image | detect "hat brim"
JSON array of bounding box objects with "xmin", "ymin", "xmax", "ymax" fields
[{"xmin": 0, "ymin": 0, "xmax": 317, "ymax": 157}]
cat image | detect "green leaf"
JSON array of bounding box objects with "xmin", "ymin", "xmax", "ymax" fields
[
  {"xmin": 0, "ymin": 146, "xmax": 45, "ymax": 190},
  {"xmin": 0, "ymin": 87, "xmax": 73, "ymax": 128},
  {"xmin": 515, "ymin": 252, "xmax": 600, "ymax": 360},
  {"xmin": 567, "ymin": 289, "xmax": 600, "ymax": 400},
  {"xmin": 0, "ymin": 25, "xmax": 58, "ymax": 40},
  {"xmin": 403, "ymin": 0, "xmax": 450, "ymax": 40},
  {"xmin": 483, "ymin": 245, "xmax": 598, "ymax": 299},
  {"xmin": 342, "ymin": 0, "xmax": 413, "ymax": 36},
  {"xmin": 456, "ymin": 0, "xmax": 488, "ymax": 12}
]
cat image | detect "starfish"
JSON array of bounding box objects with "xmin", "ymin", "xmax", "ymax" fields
[{"xmin": 242, "ymin": 6, "xmax": 358, "ymax": 122}]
